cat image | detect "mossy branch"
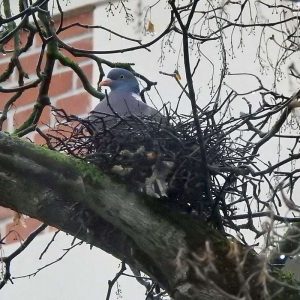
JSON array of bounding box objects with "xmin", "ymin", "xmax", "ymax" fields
[
  {"xmin": 53, "ymin": 50, "xmax": 105, "ymax": 100},
  {"xmin": 0, "ymin": 133, "xmax": 299, "ymax": 299}
]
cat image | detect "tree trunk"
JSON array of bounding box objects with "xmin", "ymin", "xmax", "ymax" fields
[{"xmin": 0, "ymin": 132, "xmax": 297, "ymax": 299}]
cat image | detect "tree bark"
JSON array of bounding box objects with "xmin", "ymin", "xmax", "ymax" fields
[{"xmin": 0, "ymin": 132, "xmax": 297, "ymax": 299}]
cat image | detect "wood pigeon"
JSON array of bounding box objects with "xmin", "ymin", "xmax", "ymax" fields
[
  {"xmin": 89, "ymin": 68, "xmax": 163, "ymax": 132},
  {"xmin": 88, "ymin": 68, "xmax": 172, "ymax": 198}
]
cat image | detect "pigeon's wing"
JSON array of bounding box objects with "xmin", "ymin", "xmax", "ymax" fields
[{"xmin": 88, "ymin": 91, "xmax": 164, "ymax": 133}]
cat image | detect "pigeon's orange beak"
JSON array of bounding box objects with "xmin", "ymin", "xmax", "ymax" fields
[{"xmin": 99, "ymin": 78, "xmax": 113, "ymax": 87}]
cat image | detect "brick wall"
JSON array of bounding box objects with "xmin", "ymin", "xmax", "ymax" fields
[{"xmin": 0, "ymin": 6, "xmax": 95, "ymax": 244}]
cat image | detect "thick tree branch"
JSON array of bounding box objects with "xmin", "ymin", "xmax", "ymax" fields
[{"xmin": 0, "ymin": 132, "xmax": 297, "ymax": 300}]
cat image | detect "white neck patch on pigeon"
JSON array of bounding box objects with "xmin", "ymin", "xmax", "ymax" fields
[{"xmin": 131, "ymin": 93, "xmax": 141, "ymax": 101}]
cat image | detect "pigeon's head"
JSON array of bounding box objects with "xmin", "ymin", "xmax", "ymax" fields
[{"xmin": 100, "ymin": 68, "xmax": 140, "ymax": 94}]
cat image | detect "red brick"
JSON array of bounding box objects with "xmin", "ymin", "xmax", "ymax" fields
[
  {"xmin": 59, "ymin": 37, "xmax": 93, "ymax": 65},
  {"xmin": 5, "ymin": 218, "xmax": 43, "ymax": 244},
  {"xmin": 56, "ymin": 92, "xmax": 91, "ymax": 115},
  {"xmin": 1, "ymin": 70, "xmax": 73, "ymax": 111},
  {"xmin": 1, "ymin": 69, "xmax": 72, "ymax": 110},
  {"xmin": 69, "ymin": 36, "xmax": 93, "ymax": 51},
  {"xmin": 13, "ymin": 106, "xmax": 32, "ymax": 128},
  {"xmin": 39, "ymin": 105, "xmax": 51, "ymax": 125},
  {"xmin": 33, "ymin": 130, "xmax": 49, "ymax": 145},
  {"xmin": 13, "ymin": 105, "xmax": 51, "ymax": 128},
  {"xmin": 2, "ymin": 31, "xmax": 32, "ymax": 55},
  {"xmin": 18, "ymin": 87, "xmax": 39, "ymax": 106},
  {"xmin": 0, "ymin": 31, "xmax": 38, "ymax": 80},
  {"xmin": 0, "ymin": 92, "xmax": 15, "ymax": 110},
  {"xmin": 0, "ymin": 30, "xmax": 33, "ymax": 63},
  {"xmin": 0, "ymin": 30, "xmax": 42, "ymax": 76},
  {"xmin": 34, "ymin": 34, "xmax": 44, "ymax": 48},
  {"xmin": 75, "ymin": 63, "xmax": 93, "ymax": 89},
  {"xmin": 49, "ymin": 70, "xmax": 73, "ymax": 97},
  {"xmin": 57, "ymin": 11, "xmax": 94, "ymax": 40},
  {"xmin": 33, "ymin": 131, "xmax": 43, "ymax": 145},
  {"xmin": 0, "ymin": 87, "xmax": 38, "ymax": 109},
  {"xmin": 33, "ymin": 128, "xmax": 53, "ymax": 145},
  {"xmin": 19, "ymin": 52, "xmax": 46, "ymax": 76},
  {"xmin": 0, "ymin": 207, "xmax": 15, "ymax": 220},
  {"xmin": 14, "ymin": 30, "xmax": 32, "ymax": 50},
  {"xmin": 35, "ymin": 11, "xmax": 93, "ymax": 47},
  {"xmin": 0, "ymin": 40, "xmax": 15, "ymax": 57},
  {"xmin": 44, "ymin": 123, "xmax": 73, "ymax": 145},
  {"xmin": 0, "ymin": 60, "xmax": 14, "ymax": 79},
  {"xmin": 1, "ymin": 67, "xmax": 86, "ymax": 114}
]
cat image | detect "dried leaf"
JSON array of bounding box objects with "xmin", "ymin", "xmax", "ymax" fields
[
  {"xmin": 147, "ymin": 20, "xmax": 155, "ymax": 33},
  {"xmin": 174, "ymin": 69, "xmax": 181, "ymax": 80},
  {"xmin": 289, "ymin": 100, "xmax": 300, "ymax": 108},
  {"xmin": 13, "ymin": 212, "xmax": 26, "ymax": 227}
]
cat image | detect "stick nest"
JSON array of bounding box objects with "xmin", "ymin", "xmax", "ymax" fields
[{"xmin": 44, "ymin": 107, "xmax": 245, "ymax": 230}]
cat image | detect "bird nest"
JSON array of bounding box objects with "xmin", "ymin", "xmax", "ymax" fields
[{"xmin": 44, "ymin": 107, "xmax": 240, "ymax": 229}]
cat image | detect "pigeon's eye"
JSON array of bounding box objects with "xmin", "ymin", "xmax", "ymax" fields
[{"xmin": 120, "ymin": 75, "xmax": 125, "ymax": 79}]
